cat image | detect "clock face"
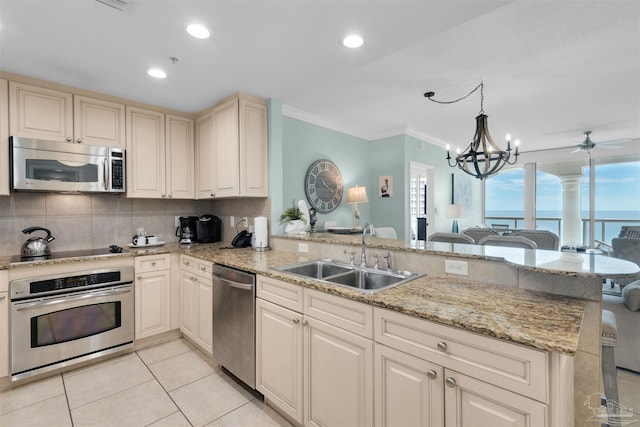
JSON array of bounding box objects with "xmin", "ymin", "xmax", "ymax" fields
[{"xmin": 305, "ymin": 159, "xmax": 344, "ymax": 213}]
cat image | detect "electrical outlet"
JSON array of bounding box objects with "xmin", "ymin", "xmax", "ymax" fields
[
  {"xmin": 174, "ymin": 216, "xmax": 180, "ymax": 227},
  {"xmin": 445, "ymin": 259, "xmax": 468, "ymax": 276},
  {"xmin": 243, "ymin": 216, "xmax": 249, "ymax": 226},
  {"xmin": 230, "ymin": 216, "xmax": 235, "ymax": 227},
  {"xmin": 298, "ymin": 243, "xmax": 309, "ymax": 253}
]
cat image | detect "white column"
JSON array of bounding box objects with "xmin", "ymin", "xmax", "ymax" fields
[{"xmin": 560, "ymin": 174, "xmax": 583, "ymax": 246}]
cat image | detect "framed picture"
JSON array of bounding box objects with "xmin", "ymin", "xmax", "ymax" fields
[
  {"xmin": 452, "ymin": 173, "xmax": 472, "ymax": 213},
  {"xmin": 379, "ymin": 176, "xmax": 393, "ymax": 198}
]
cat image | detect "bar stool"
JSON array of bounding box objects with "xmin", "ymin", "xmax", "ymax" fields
[{"xmin": 601, "ymin": 309, "xmax": 619, "ymax": 420}]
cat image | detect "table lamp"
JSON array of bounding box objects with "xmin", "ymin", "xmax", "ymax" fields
[
  {"xmin": 446, "ymin": 204, "xmax": 464, "ymax": 233},
  {"xmin": 347, "ymin": 185, "xmax": 368, "ymax": 229}
]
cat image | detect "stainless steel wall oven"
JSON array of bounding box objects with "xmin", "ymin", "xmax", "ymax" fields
[{"xmin": 10, "ymin": 266, "xmax": 134, "ymax": 381}]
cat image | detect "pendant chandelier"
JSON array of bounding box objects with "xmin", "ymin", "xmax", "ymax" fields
[{"xmin": 424, "ymin": 82, "xmax": 519, "ymax": 180}]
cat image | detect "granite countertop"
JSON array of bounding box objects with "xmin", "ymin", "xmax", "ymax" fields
[
  {"xmin": 0, "ymin": 242, "xmax": 586, "ymax": 355},
  {"xmin": 273, "ymin": 232, "xmax": 640, "ymax": 278}
]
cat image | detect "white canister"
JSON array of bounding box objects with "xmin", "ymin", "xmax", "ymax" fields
[{"xmin": 253, "ymin": 216, "xmax": 269, "ymax": 250}]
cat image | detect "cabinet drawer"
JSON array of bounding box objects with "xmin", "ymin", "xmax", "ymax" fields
[
  {"xmin": 374, "ymin": 308, "xmax": 548, "ymax": 402},
  {"xmin": 257, "ymin": 275, "xmax": 304, "ymax": 313},
  {"xmin": 304, "ymin": 288, "xmax": 373, "ymax": 339},
  {"xmin": 181, "ymin": 255, "xmax": 212, "ymax": 278},
  {"xmin": 135, "ymin": 254, "xmax": 171, "ymax": 273}
]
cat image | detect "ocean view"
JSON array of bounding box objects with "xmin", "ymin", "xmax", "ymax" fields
[{"xmin": 485, "ymin": 210, "xmax": 640, "ymax": 244}]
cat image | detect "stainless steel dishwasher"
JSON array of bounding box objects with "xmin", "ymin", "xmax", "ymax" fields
[{"xmin": 212, "ymin": 264, "xmax": 256, "ymax": 388}]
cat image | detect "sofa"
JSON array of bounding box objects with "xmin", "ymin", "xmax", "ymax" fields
[{"xmin": 602, "ymin": 281, "xmax": 640, "ymax": 372}]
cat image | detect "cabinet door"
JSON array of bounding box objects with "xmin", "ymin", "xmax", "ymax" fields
[
  {"xmin": 212, "ymin": 98, "xmax": 240, "ymax": 197},
  {"xmin": 165, "ymin": 115, "xmax": 194, "ymax": 199},
  {"xmin": 239, "ymin": 98, "xmax": 268, "ymax": 197},
  {"xmin": 0, "ymin": 291, "xmax": 8, "ymax": 378},
  {"xmin": 73, "ymin": 95, "xmax": 125, "ymax": 147},
  {"xmin": 256, "ymin": 298, "xmax": 304, "ymax": 424},
  {"xmin": 197, "ymin": 276, "xmax": 213, "ymax": 355},
  {"xmin": 304, "ymin": 317, "xmax": 374, "ymax": 427},
  {"xmin": 135, "ymin": 269, "xmax": 171, "ymax": 340},
  {"xmin": 126, "ymin": 106, "xmax": 165, "ymax": 198},
  {"xmin": 180, "ymin": 271, "xmax": 198, "ymax": 340},
  {"xmin": 375, "ymin": 344, "xmax": 444, "ymax": 427},
  {"xmin": 0, "ymin": 79, "xmax": 9, "ymax": 196},
  {"xmin": 9, "ymin": 82, "xmax": 73, "ymax": 141},
  {"xmin": 195, "ymin": 111, "xmax": 215, "ymax": 199},
  {"xmin": 444, "ymin": 370, "xmax": 547, "ymax": 427}
]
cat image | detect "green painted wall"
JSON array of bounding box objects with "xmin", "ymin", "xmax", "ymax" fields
[{"xmin": 268, "ymin": 101, "xmax": 483, "ymax": 239}]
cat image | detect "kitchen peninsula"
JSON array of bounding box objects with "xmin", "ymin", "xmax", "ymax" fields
[{"xmin": 1, "ymin": 237, "xmax": 637, "ymax": 427}]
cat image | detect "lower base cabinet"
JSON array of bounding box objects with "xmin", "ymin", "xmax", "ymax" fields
[
  {"xmin": 134, "ymin": 255, "xmax": 171, "ymax": 340},
  {"xmin": 304, "ymin": 316, "xmax": 373, "ymax": 427},
  {"xmin": 256, "ymin": 277, "xmax": 374, "ymax": 427},
  {"xmin": 179, "ymin": 256, "xmax": 213, "ymax": 355},
  {"xmin": 375, "ymin": 344, "xmax": 444, "ymax": 427},
  {"xmin": 444, "ymin": 369, "xmax": 547, "ymax": 427},
  {"xmin": 258, "ymin": 276, "xmax": 566, "ymax": 427}
]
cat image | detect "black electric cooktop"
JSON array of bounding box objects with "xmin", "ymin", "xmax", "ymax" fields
[{"xmin": 11, "ymin": 246, "xmax": 127, "ymax": 264}]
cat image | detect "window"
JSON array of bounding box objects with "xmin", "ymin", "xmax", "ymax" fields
[{"xmin": 485, "ymin": 168, "xmax": 525, "ymax": 229}]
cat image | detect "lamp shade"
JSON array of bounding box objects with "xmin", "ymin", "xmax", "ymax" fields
[
  {"xmin": 446, "ymin": 204, "xmax": 464, "ymax": 219},
  {"xmin": 346, "ymin": 186, "xmax": 368, "ymax": 204}
]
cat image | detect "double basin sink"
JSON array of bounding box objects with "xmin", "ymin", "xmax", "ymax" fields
[{"xmin": 274, "ymin": 259, "xmax": 423, "ymax": 293}]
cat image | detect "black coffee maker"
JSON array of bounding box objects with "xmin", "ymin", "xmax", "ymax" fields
[
  {"xmin": 176, "ymin": 216, "xmax": 198, "ymax": 244},
  {"xmin": 197, "ymin": 214, "xmax": 221, "ymax": 243}
]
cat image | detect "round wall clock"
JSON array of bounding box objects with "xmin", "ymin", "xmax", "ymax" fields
[{"xmin": 304, "ymin": 159, "xmax": 344, "ymax": 213}]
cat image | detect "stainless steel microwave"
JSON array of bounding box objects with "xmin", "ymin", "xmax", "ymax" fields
[{"xmin": 11, "ymin": 137, "xmax": 125, "ymax": 193}]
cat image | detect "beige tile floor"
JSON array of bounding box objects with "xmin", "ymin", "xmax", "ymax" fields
[
  {"xmin": 0, "ymin": 338, "xmax": 293, "ymax": 427},
  {"xmin": 0, "ymin": 337, "xmax": 638, "ymax": 426}
]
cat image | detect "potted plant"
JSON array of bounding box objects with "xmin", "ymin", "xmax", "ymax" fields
[{"xmin": 280, "ymin": 199, "xmax": 308, "ymax": 234}]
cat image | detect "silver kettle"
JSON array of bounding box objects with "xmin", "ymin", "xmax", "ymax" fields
[{"xmin": 21, "ymin": 227, "xmax": 55, "ymax": 258}]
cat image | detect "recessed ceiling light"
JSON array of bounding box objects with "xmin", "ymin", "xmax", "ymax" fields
[
  {"xmin": 187, "ymin": 24, "xmax": 210, "ymax": 39},
  {"xmin": 343, "ymin": 33, "xmax": 364, "ymax": 48},
  {"xmin": 147, "ymin": 68, "xmax": 167, "ymax": 79}
]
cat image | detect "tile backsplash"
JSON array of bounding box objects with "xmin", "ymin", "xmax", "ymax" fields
[{"xmin": 0, "ymin": 193, "xmax": 270, "ymax": 256}]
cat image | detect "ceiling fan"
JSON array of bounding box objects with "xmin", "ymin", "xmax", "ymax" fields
[
  {"xmin": 570, "ymin": 130, "xmax": 628, "ymax": 153},
  {"xmin": 524, "ymin": 130, "xmax": 630, "ymax": 154}
]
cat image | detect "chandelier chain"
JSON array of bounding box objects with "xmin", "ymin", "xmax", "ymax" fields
[{"xmin": 426, "ymin": 82, "xmax": 484, "ymax": 113}]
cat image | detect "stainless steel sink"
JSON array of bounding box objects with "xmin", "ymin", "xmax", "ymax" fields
[{"xmin": 274, "ymin": 259, "xmax": 422, "ymax": 293}]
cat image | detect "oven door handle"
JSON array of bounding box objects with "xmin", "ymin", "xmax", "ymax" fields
[{"xmin": 15, "ymin": 287, "xmax": 132, "ymax": 311}]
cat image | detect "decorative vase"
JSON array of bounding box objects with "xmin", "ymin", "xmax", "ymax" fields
[{"xmin": 285, "ymin": 219, "xmax": 307, "ymax": 235}]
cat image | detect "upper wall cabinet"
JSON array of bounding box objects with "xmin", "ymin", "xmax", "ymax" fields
[
  {"xmin": 195, "ymin": 93, "xmax": 268, "ymax": 199},
  {"xmin": 126, "ymin": 107, "xmax": 195, "ymax": 199},
  {"xmin": 126, "ymin": 106, "xmax": 166, "ymax": 198},
  {"xmin": 166, "ymin": 115, "xmax": 195, "ymax": 199},
  {"xmin": 0, "ymin": 79, "xmax": 9, "ymax": 196},
  {"xmin": 9, "ymin": 82, "xmax": 125, "ymax": 148}
]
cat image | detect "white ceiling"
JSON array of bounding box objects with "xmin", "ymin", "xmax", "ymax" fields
[{"xmin": 1, "ymin": 0, "xmax": 638, "ymax": 160}]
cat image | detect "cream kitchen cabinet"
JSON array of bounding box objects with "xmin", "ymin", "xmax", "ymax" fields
[
  {"xmin": 9, "ymin": 81, "xmax": 125, "ymax": 147},
  {"xmin": 0, "ymin": 270, "xmax": 8, "ymax": 378},
  {"xmin": 134, "ymin": 255, "xmax": 171, "ymax": 340},
  {"xmin": 375, "ymin": 344, "xmax": 444, "ymax": 427},
  {"xmin": 126, "ymin": 107, "xmax": 194, "ymax": 199},
  {"xmin": 256, "ymin": 276, "xmax": 374, "ymax": 427},
  {"xmin": 374, "ymin": 307, "xmax": 565, "ymax": 427},
  {"xmin": 0, "ymin": 79, "xmax": 9, "ymax": 196},
  {"xmin": 179, "ymin": 255, "xmax": 213, "ymax": 355},
  {"xmin": 195, "ymin": 93, "xmax": 268, "ymax": 199},
  {"xmin": 165, "ymin": 114, "xmax": 195, "ymax": 199}
]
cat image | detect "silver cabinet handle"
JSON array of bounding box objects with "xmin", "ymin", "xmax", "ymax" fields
[
  {"xmin": 0, "ymin": 295, "xmax": 6, "ymax": 300},
  {"xmin": 76, "ymin": 139, "xmax": 82, "ymax": 143},
  {"xmin": 137, "ymin": 275, "xmax": 142, "ymax": 280},
  {"xmin": 302, "ymin": 320, "xmax": 309, "ymax": 327},
  {"xmin": 151, "ymin": 261, "xmax": 156, "ymax": 266},
  {"xmin": 293, "ymin": 318, "xmax": 300, "ymax": 324},
  {"xmin": 427, "ymin": 370, "xmax": 437, "ymax": 380},
  {"xmin": 200, "ymin": 266, "xmax": 206, "ymax": 271},
  {"xmin": 66, "ymin": 137, "xmax": 72, "ymax": 142},
  {"xmin": 210, "ymin": 193, "xmax": 215, "ymax": 197},
  {"xmin": 445, "ymin": 377, "xmax": 456, "ymax": 388},
  {"xmin": 437, "ymin": 341, "xmax": 447, "ymax": 351}
]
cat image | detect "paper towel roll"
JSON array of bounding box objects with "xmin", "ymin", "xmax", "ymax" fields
[{"xmin": 254, "ymin": 216, "xmax": 268, "ymax": 249}]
